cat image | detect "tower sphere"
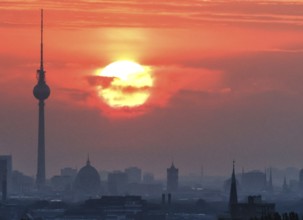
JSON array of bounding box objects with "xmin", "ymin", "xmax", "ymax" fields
[{"xmin": 33, "ymin": 82, "xmax": 50, "ymax": 100}]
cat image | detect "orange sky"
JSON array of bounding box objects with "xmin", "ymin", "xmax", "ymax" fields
[{"xmin": 1, "ymin": 0, "xmax": 303, "ymax": 177}]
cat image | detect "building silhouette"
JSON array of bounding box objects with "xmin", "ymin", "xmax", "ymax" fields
[
  {"xmin": 0, "ymin": 160, "xmax": 8, "ymax": 201},
  {"xmin": 73, "ymin": 157, "xmax": 101, "ymax": 198},
  {"xmin": 299, "ymin": 169, "xmax": 303, "ymax": 191},
  {"xmin": 267, "ymin": 168, "xmax": 273, "ymax": 193},
  {"xmin": 11, "ymin": 170, "xmax": 34, "ymax": 194},
  {"xmin": 33, "ymin": 9, "xmax": 51, "ymax": 189},
  {"xmin": 282, "ymin": 176, "xmax": 289, "ymax": 193},
  {"xmin": 220, "ymin": 162, "xmax": 275, "ymax": 220},
  {"xmin": 61, "ymin": 196, "xmax": 145, "ymax": 219},
  {"xmin": 61, "ymin": 167, "xmax": 77, "ymax": 177},
  {"xmin": 167, "ymin": 163, "xmax": 178, "ymax": 192},
  {"xmin": 0, "ymin": 156, "xmax": 12, "ymax": 196}
]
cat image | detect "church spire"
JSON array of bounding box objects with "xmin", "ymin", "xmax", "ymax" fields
[
  {"xmin": 229, "ymin": 160, "xmax": 238, "ymax": 217},
  {"xmin": 87, "ymin": 154, "xmax": 91, "ymax": 166}
]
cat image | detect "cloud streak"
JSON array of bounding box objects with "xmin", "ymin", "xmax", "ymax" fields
[{"xmin": 2, "ymin": 0, "xmax": 303, "ymax": 29}]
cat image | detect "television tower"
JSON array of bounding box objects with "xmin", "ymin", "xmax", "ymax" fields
[{"xmin": 33, "ymin": 9, "xmax": 50, "ymax": 189}]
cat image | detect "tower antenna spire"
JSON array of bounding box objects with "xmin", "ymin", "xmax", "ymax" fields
[{"xmin": 40, "ymin": 9, "xmax": 44, "ymax": 70}]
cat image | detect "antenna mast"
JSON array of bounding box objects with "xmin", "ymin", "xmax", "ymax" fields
[{"xmin": 40, "ymin": 9, "xmax": 44, "ymax": 70}]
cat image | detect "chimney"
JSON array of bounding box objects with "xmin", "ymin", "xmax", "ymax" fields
[
  {"xmin": 161, "ymin": 193, "xmax": 166, "ymax": 205},
  {"xmin": 168, "ymin": 193, "xmax": 172, "ymax": 205}
]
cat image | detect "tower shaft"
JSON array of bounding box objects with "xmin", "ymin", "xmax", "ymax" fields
[
  {"xmin": 33, "ymin": 9, "xmax": 50, "ymax": 190},
  {"xmin": 36, "ymin": 100, "xmax": 45, "ymax": 188}
]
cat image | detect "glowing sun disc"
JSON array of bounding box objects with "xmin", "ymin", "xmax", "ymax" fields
[{"xmin": 97, "ymin": 60, "xmax": 153, "ymax": 108}]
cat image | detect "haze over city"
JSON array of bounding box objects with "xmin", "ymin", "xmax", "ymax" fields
[{"xmin": 1, "ymin": 0, "xmax": 303, "ymax": 179}]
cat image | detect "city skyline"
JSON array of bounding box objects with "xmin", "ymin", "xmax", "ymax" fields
[{"xmin": 1, "ymin": 1, "xmax": 303, "ymax": 177}]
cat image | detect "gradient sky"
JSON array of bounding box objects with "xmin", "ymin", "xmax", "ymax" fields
[{"xmin": 1, "ymin": 0, "xmax": 303, "ymax": 178}]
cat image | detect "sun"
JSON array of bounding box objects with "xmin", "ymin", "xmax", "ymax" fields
[{"xmin": 96, "ymin": 60, "xmax": 153, "ymax": 108}]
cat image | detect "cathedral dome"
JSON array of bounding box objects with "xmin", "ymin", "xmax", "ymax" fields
[{"xmin": 73, "ymin": 159, "xmax": 101, "ymax": 196}]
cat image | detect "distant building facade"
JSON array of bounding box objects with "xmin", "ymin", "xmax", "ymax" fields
[
  {"xmin": 50, "ymin": 167, "xmax": 78, "ymax": 192},
  {"xmin": 0, "ymin": 155, "xmax": 12, "ymax": 196},
  {"xmin": 167, "ymin": 163, "xmax": 178, "ymax": 192},
  {"xmin": 143, "ymin": 172, "xmax": 154, "ymax": 184},
  {"xmin": 11, "ymin": 170, "xmax": 34, "ymax": 194},
  {"xmin": 0, "ymin": 159, "xmax": 8, "ymax": 201},
  {"xmin": 51, "ymin": 175, "xmax": 73, "ymax": 192},
  {"xmin": 241, "ymin": 170, "xmax": 266, "ymax": 193},
  {"xmin": 299, "ymin": 169, "xmax": 303, "ymax": 191},
  {"xmin": 125, "ymin": 166, "xmax": 141, "ymax": 184},
  {"xmin": 108, "ymin": 171, "xmax": 128, "ymax": 195},
  {"xmin": 61, "ymin": 167, "xmax": 77, "ymax": 177}
]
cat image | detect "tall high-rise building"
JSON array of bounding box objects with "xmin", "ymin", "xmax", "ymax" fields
[
  {"xmin": 33, "ymin": 9, "xmax": 51, "ymax": 189},
  {"xmin": 0, "ymin": 159, "xmax": 9, "ymax": 201},
  {"xmin": 0, "ymin": 156, "xmax": 12, "ymax": 175},
  {"xmin": 167, "ymin": 163, "xmax": 178, "ymax": 192},
  {"xmin": 267, "ymin": 168, "xmax": 273, "ymax": 193},
  {"xmin": 0, "ymin": 155, "xmax": 12, "ymax": 195}
]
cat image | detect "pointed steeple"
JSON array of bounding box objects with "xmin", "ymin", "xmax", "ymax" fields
[
  {"xmin": 229, "ymin": 161, "xmax": 238, "ymax": 218},
  {"xmin": 171, "ymin": 162, "xmax": 175, "ymax": 169},
  {"xmin": 171, "ymin": 155, "xmax": 174, "ymax": 167},
  {"xmin": 86, "ymin": 154, "xmax": 91, "ymax": 166},
  {"xmin": 170, "ymin": 156, "xmax": 176, "ymax": 170}
]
